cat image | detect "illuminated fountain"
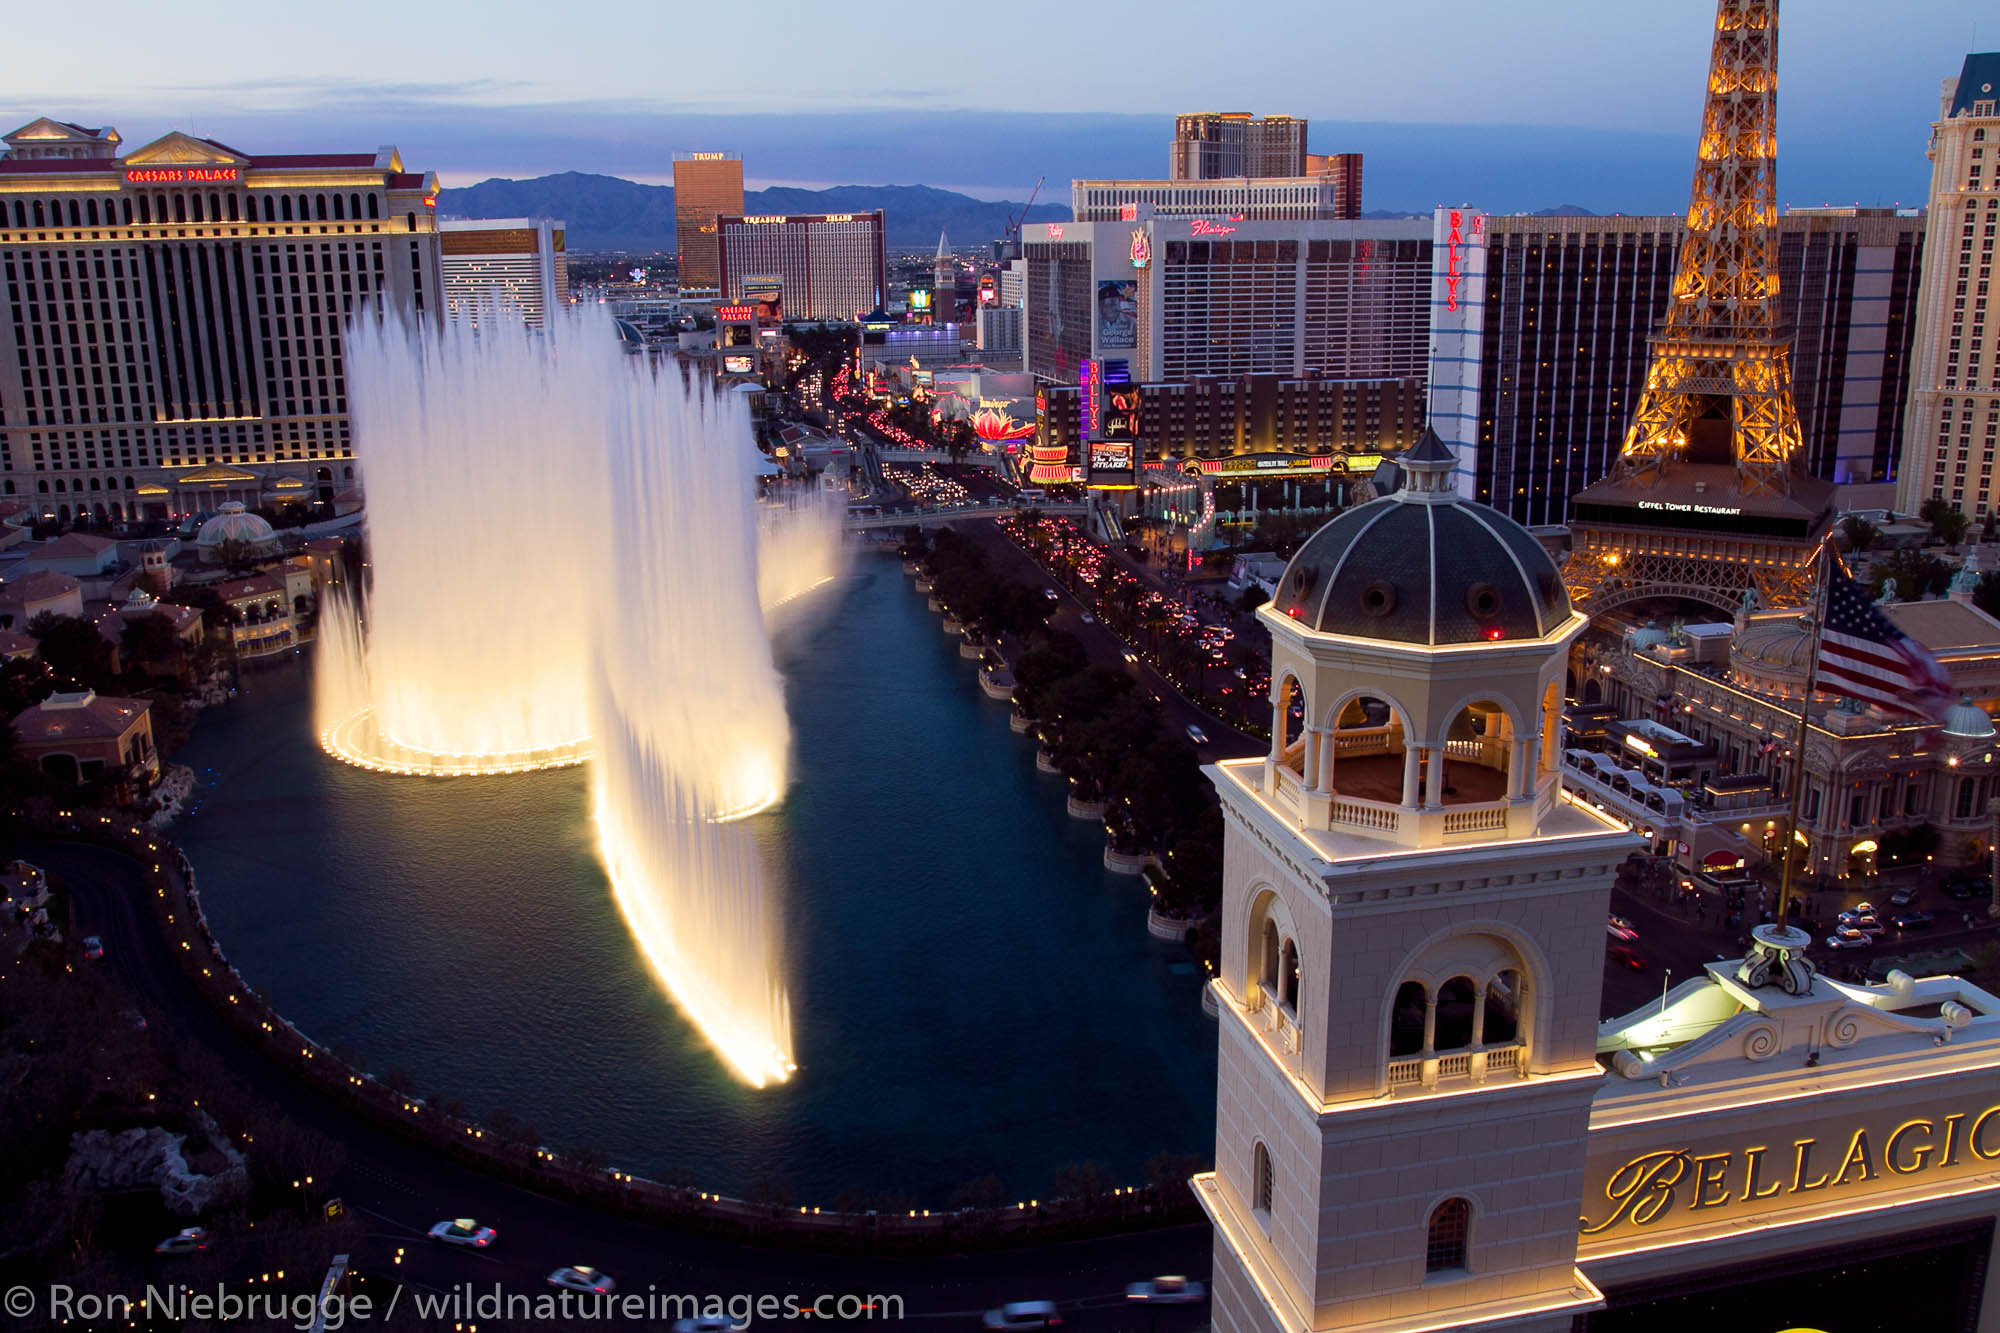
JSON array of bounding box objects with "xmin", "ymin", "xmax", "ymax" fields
[
  {"xmin": 316, "ymin": 310, "xmax": 596, "ymax": 775},
  {"xmin": 588, "ymin": 373, "xmax": 795, "ymax": 1085},
  {"xmin": 756, "ymin": 485, "xmax": 848, "ymax": 618}
]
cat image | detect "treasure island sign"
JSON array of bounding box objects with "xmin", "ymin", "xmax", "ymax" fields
[{"xmin": 1579, "ymin": 1100, "xmax": 2000, "ymax": 1243}]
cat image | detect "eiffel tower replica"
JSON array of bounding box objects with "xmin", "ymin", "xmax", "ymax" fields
[{"xmin": 1562, "ymin": 0, "xmax": 1833, "ymax": 614}]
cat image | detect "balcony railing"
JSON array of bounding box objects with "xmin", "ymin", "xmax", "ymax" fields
[
  {"xmin": 1385, "ymin": 1043, "xmax": 1525, "ymax": 1094},
  {"xmin": 1329, "ymin": 798, "xmax": 1400, "ymax": 832},
  {"xmin": 1442, "ymin": 805, "xmax": 1509, "ymax": 835}
]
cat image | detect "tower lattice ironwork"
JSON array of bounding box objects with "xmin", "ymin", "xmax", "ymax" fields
[{"xmin": 1562, "ymin": 0, "xmax": 1828, "ymax": 614}]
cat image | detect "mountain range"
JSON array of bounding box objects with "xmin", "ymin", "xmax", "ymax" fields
[{"xmin": 435, "ymin": 173, "xmax": 1071, "ymax": 254}]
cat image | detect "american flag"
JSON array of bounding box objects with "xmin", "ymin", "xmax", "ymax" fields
[{"xmin": 1815, "ymin": 559, "xmax": 1956, "ymax": 722}]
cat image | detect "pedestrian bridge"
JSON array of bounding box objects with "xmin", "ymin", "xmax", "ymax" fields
[{"xmin": 843, "ymin": 502, "xmax": 1088, "ymax": 531}]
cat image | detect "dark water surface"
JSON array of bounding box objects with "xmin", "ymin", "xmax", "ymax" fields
[{"xmin": 173, "ymin": 554, "xmax": 1216, "ymax": 1205}]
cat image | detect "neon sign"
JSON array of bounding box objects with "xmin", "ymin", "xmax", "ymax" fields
[
  {"xmin": 1443, "ymin": 208, "xmax": 1485, "ymax": 312},
  {"xmin": 716, "ymin": 305, "xmax": 755, "ymax": 321},
  {"xmin": 1190, "ymin": 219, "xmax": 1236, "ymax": 237},
  {"xmin": 125, "ymin": 168, "xmax": 238, "ymax": 184},
  {"xmin": 689, "ymin": 152, "xmax": 727, "ymax": 161},
  {"xmin": 1046, "ymin": 225, "xmax": 1064, "ymax": 239},
  {"xmin": 1129, "ymin": 230, "xmax": 1151, "ymax": 269},
  {"xmin": 1080, "ymin": 358, "xmax": 1102, "ymax": 440}
]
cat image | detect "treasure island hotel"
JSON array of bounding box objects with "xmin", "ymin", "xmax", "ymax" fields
[{"xmin": 0, "ymin": 116, "xmax": 444, "ymax": 523}]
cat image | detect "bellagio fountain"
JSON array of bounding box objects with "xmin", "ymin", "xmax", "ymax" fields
[{"xmin": 315, "ymin": 305, "xmax": 842, "ymax": 1086}]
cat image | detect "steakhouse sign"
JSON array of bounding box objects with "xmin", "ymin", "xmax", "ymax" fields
[{"xmin": 1579, "ymin": 1100, "xmax": 2000, "ymax": 1242}]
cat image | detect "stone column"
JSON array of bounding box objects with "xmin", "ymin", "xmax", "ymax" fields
[
  {"xmin": 1301, "ymin": 725, "xmax": 1320, "ymax": 789},
  {"xmin": 1424, "ymin": 745, "xmax": 1445, "ymax": 808},
  {"xmin": 1318, "ymin": 729, "xmax": 1337, "ymax": 795},
  {"xmin": 1507, "ymin": 739, "xmax": 1530, "ymax": 800},
  {"xmin": 1402, "ymin": 744, "xmax": 1422, "ymax": 807}
]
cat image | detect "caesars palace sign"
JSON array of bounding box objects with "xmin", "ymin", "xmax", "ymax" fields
[{"xmin": 1579, "ymin": 1100, "xmax": 2000, "ymax": 1240}]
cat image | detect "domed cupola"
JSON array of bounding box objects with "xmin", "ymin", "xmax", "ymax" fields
[
  {"xmin": 1253, "ymin": 427, "xmax": 1591, "ymax": 849},
  {"xmin": 1272, "ymin": 428, "xmax": 1571, "ymax": 647}
]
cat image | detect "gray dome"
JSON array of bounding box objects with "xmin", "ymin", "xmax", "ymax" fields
[
  {"xmin": 195, "ymin": 501, "xmax": 278, "ymax": 551},
  {"xmin": 1943, "ymin": 696, "xmax": 1996, "ymax": 740},
  {"xmin": 1271, "ymin": 492, "xmax": 1571, "ymax": 646},
  {"xmin": 1730, "ymin": 618, "xmax": 1813, "ymax": 679}
]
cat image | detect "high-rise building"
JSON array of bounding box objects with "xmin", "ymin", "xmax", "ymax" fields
[
  {"xmin": 1073, "ymin": 177, "xmax": 1349, "ymax": 224},
  {"xmin": 0, "ymin": 119, "xmax": 443, "ymax": 522},
  {"xmin": 1562, "ymin": 0, "xmax": 1833, "ymax": 615},
  {"xmin": 1304, "ymin": 152, "xmax": 1363, "ymax": 220},
  {"xmin": 1170, "ymin": 112, "xmax": 1307, "ymax": 180},
  {"xmin": 439, "ymin": 217, "xmax": 567, "ymax": 327},
  {"xmin": 1021, "ymin": 218, "xmax": 1432, "ymax": 386},
  {"xmin": 1442, "ymin": 210, "xmax": 1923, "ymax": 528},
  {"xmin": 672, "ymin": 152, "xmax": 743, "ymax": 295},
  {"xmin": 714, "ymin": 212, "xmax": 885, "ymax": 322},
  {"xmin": 1896, "ymin": 52, "xmax": 2000, "ymax": 516}
]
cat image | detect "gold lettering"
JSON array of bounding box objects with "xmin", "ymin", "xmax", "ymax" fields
[
  {"xmin": 1885, "ymin": 1120, "xmax": 1936, "ymax": 1175},
  {"xmin": 1941, "ymin": 1113, "xmax": 1967, "ymax": 1166},
  {"xmin": 1832, "ymin": 1128, "xmax": 1877, "ymax": 1186},
  {"xmin": 1689, "ymin": 1152, "xmax": 1733, "ymax": 1209},
  {"xmin": 1739, "ymin": 1145, "xmax": 1784, "ymax": 1201},
  {"xmin": 1581, "ymin": 1151, "xmax": 1688, "ymax": 1235},
  {"xmin": 1790, "ymin": 1138, "xmax": 1830, "ymax": 1192},
  {"xmin": 1972, "ymin": 1106, "xmax": 2000, "ymax": 1161}
]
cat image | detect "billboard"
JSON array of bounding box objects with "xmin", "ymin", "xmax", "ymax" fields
[
  {"xmin": 1096, "ymin": 280, "xmax": 1137, "ymax": 350},
  {"xmin": 723, "ymin": 354, "xmax": 755, "ymax": 374},
  {"xmin": 1089, "ymin": 441, "xmax": 1134, "ymax": 471},
  {"xmin": 910, "ymin": 289, "xmax": 933, "ymax": 312},
  {"xmin": 1080, "ymin": 359, "xmax": 1102, "ymax": 440}
]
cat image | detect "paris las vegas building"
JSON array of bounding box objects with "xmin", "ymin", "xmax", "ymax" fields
[{"xmin": 0, "ymin": 117, "xmax": 444, "ymax": 522}]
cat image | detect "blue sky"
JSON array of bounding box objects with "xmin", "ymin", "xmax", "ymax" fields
[{"xmin": 3, "ymin": 0, "xmax": 1985, "ymax": 212}]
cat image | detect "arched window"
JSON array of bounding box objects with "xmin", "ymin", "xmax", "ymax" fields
[
  {"xmin": 1426, "ymin": 1198, "xmax": 1470, "ymax": 1273},
  {"xmin": 1389, "ymin": 981, "xmax": 1427, "ymax": 1057},
  {"xmin": 189, "ymin": 194, "xmax": 204, "ymax": 222},
  {"xmin": 1484, "ymin": 971, "xmax": 1520, "ymax": 1045},
  {"xmin": 86, "ymin": 199, "xmax": 99, "ymax": 226},
  {"xmin": 1279, "ymin": 938, "xmax": 1300, "ymax": 1014},
  {"xmin": 1434, "ymin": 976, "xmax": 1477, "ymax": 1050},
  {"xmin": 124, "ymin": 476, "xmax": 135, "ymax": 490},
  {"xmin": 407, "ymin": 211, "xmax": 418, "ymax": 232},
  {"xmin": 121, "ymin": 198, "xmax": 133, "ymax": 225},
  {"xmin": 1252, "ymin": 1141, "xmax": 1274, "ymax": 1220},
  {"xmin": 68, "ymin": 198, "xmax": 81, "ymax": 226},
  {"xmin": 366, "ymin": 194, "xmax": 380, "ymax": 220},
  {"xmin": 315, "ymin": 193, "xmax": 328, "ymax": 220},
  {"xmin": 32, "ymin": 200, "xmax": 46, "ymax": 227},
  {"xmin": 349, "ymin": 192, "xmax": 361, "ymax": 220},
  {"xmin": 173, "ymin": 194, "xmax": 186, "ymax": 223},
  {"xmin": 1259, "ymin": 918, "xmax": 1280, "ymax": 1000}
]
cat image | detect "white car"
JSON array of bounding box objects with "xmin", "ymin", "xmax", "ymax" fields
[
  {"xmin": 1080, "ymin": 612, "xmax": 1096, "ymax": 624},
  {"xmin": 154, "ymin": 1227, "xmax": 209, "ymax": 1256},
  {"xmin": 82, "ymin": 935, "xmax": 104, "ymax": 960},
  {"xmin": 1606, "ymin": 916, "xmax": 1639, "ymax": 943},
  {"xmin": 1838, "ymin": 913, "xmax": 1885, "ymax": 937},
  {"xmin": 670, "ymin": 1318, "xmax": 738, "ymax": 1333},
  {"xmin": 428, "ymin": 1218, "xmax": 496, "ymax": 1248},
  {"xmin": 1121, "ymin": 650, "xmax": 1139, "ymax": 664},
  {"xmin": 982, "ymin": 1302, "xmax": 1062, "ymax": 1331},
  {"xmin": 548, "ymin": 1266, "xmax": 615, "ymax": 1294},
  {"xmin": 1823, "ymin": 929, "xmax": 1871, "ymax": 950},
  {"xmin": 1125, "ymin": 1275, "xmax": 1205, "ymax": 1304},
  {"xmin": 1186, "ymin": 725, "xmax": 1209, "ymax": 745}
]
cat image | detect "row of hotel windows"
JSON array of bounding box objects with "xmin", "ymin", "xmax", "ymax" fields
[
  {"xmin": 5, "ymin": 464, "xmax": 357, "ymax": 496},
  {"xmin": 4, "ymin": 191, "xmax": 385, "ymax": 231}
]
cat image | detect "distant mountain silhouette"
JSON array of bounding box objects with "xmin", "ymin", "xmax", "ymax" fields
[
  {"xmin": 435, "ymin": 172, "xmax": 1070, "ymax": 253},
  {"xmin": 1528, "ymin": 204, "xmax": 1598, "ymax": 216}
]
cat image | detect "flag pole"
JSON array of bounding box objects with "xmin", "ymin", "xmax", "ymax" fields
[{"xmin": 1775, "ymin": 538, "xmax": 1832, "ymax": 930}]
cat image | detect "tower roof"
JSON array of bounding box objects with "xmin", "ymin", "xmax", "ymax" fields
[
  {"xmin": 935, "ymin": 227, "xmax": 950, "ymax": 260},
  {"xmin": 1948, "ymin": 53, "xmax": 2000, "ymax": 117}
]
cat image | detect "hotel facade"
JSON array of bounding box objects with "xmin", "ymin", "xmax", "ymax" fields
[
  {"xmin": 714, "ymin": 211, "xmax": 885, "ymax": 323},
  {"xmin": 0, "ymin": 117, "xmax": 444, "ymax": 523},
  {"xmin": 438, "ymin": 217, "xmax": 567, "ymax": 327},
  {"xmin": 1896, "ymin": 53, "xmax": 2000, "ymax": 517}
]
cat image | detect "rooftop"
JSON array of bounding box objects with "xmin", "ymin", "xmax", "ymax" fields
[{"xmin": 12, "ymin": 690, "xmax": 150, "ymax": 741}]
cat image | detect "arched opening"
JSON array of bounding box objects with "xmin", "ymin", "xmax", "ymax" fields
[
  {"xmin": 1426, "ymin": 1198, "xmax": 1470, "ymax": 1274},
  {"xmin": 1433, "ymin": 976, "xmax": 1478, "ymax": 1051},
  {"xmin": 1321, "ymin": 692, "xmax": 1409, "ymax": 803},
  {"xmin": 1435, "ymin": 699, "xmax": 1516, "ymax": 806},
  {"xmin": 1582, "ymin": 677, "xmax": 1603, "ymax": 706},
  {"xmin": 1279, "ymin": 938, "xmax": 1300, "ymax": 1015},
  {"xmin": 1276, "ymin": 674, "xmax": 1306, "ymax": 778},
  {"xmin": 1537, "ymin": 679, "xmax": 1561, "ymax": 782},
  {"xmin": 1258, "ymin": 918, "xmax": 1280, "ymax": 1001},
  {"xmin": 1389, "ymin": 980, "xmax": 1426, "ymax": 1057},
  {"xmin": 1251, "ymin": 1141, "xmax": 1274, "ymax": 1221}
]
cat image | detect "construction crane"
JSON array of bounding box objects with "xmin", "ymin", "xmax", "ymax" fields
[{"xmin": 1003, "ymin": 176, "xmax": 1046, "ymax": 259}]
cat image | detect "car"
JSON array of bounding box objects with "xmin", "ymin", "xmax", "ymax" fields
[
  {"xmin": 428, "ymin": 1218, "xmax": 497, "ymax": 1248},
  {"xmin": 1608, "ymin": 944, "xmax": 1647, "ymax": 972},
  {"xmin": 1823, "ymin": 928, "xmax": 1872, "ymax": 950},
  {"xmin": 670, "ymin": 1317, "xmax": 737, "ymax": 1333},
  {"xmin": 121, "ymin": 1008, "xmax": 148, "ymax": 1031},
  {"xmin": 1944, "ymin": 876, "xmax": 1989, "ymax": 901},
  {"xmin": 1080, "ymin": 613, "xmax": 1096, "ymax": 624},
  {"xmin": 154, "ymin": 1227, "xmax": 209, "ymax": 1256},
  {"xmin": 981, "ymin": 1302, "xmax": 1062, "ymax": 1331},
  {"xmin": 1186, "ymin": 725, "xmax": 1209, "ymax": 745},
  {"xmin": 81, "ymin": 935, "xmax": 104, "ymax": 960},
  {"xmin": 1043, "ymin": 588, "xmax": 1059, "ymax": 602},
  {"xmin": 548, "ymin": 1266, "xmax": 615, "ymax": 1294},
  {"xmin": 1837, "ymin": 911, "xmax": 1883, "ymax": 936},
  {"xmin": 1851, "ymin": 901, "xmax": 1878, "ymax": 916},
  {"xmin": 1121, "ymin": 650, "xmax": 1139, "ymax": 664},
  {"xmin": 1890, "ymin": 910, "xmax": 1935, "ymax": 929},
  {"xmin": 1889, "ymin": 887, "xmax": 1918, "ymax": 906},
  {"xmin": 1126, "ymin": 1275, "xmax": 1206, "ymax": 1303},
  {"xmin": 1606, "ymin": 916, "xmax": 1639, "ymax": 943}
]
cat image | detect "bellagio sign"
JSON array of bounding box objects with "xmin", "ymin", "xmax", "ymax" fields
[{"xmin": 1579, "ymin": 1101, "xmax": 2000, "ymax": 1241}]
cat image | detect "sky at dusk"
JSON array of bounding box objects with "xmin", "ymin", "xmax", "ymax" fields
[{"xmin": 4, "ymin": 0, "xmax": 1987, "ymax": 213}]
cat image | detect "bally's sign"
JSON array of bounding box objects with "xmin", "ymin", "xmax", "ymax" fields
[{"xmin": 1580, "ymin": 1102, "xmax": 2000, "ymax": 1240}]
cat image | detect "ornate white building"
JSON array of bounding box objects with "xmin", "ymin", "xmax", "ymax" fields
[{"xmin": 1197, "ymin": 431, "xmax": 2000, "ymax": 1331}]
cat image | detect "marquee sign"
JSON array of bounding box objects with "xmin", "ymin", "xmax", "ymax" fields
[
  {"xmin": 125, "ymin": 168, "xmax": 239, "ymax": 184},
  {"xmin": 1579, "ymin": 1100, "xmax": 2000, "ymax": 1242},
  {"xmin": 1442, "ymin": 208, "xmax": 1484, "ymax": 311}
]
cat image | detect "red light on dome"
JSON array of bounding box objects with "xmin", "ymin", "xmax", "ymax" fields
[
  {"xmin": 1287, "ymin": 606, "xmax": 1304, "ymax": 618},
  {"xmin": 1487, "ymin": 627, "xmax": 1503, "ymax": 640}
]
